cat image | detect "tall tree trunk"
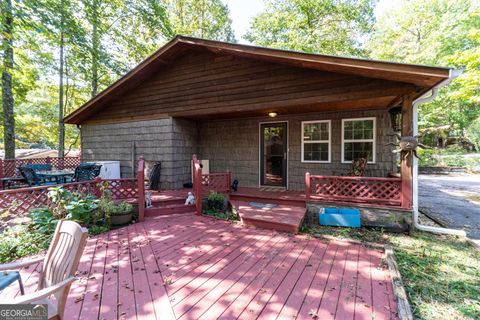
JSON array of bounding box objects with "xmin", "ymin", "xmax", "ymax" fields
[
  {"xmin": 2, "ymin": 0, "xmax": 15, "ymax": 160},
  {"xmin": 58, "ymin": 0, "xmax": 65, "ymax": 158},
  {"xmin": 91, "ymin": 0, "xmax": 99, "ymax": 97}
]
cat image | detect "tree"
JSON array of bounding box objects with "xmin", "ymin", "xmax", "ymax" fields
[
  {"xmin": 165, "ymin": 0, "xmax": 235, "ymax": 42},
  {"xmin": 245, "ymin": 0, "xmax": 376, "ymax": 56},
  {"xmin": 367, "ymin": 0, "xmax": 480, "ymax": 138},
  {"xmin": 1, "ymin": 0, "xmax": 15, "ymax": 159}
]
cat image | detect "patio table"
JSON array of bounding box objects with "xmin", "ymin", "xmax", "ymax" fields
[{"xmin": 37, "ymin": 169, "xmax": 75, "ymax": 184}]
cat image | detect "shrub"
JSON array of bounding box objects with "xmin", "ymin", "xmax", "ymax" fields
[
  {"xmin": 0, "ymin": 225, "xmax": 50, "ymax": 263},
  {"xmin": 206, "ymin": 192, "xmax": 227, "ymax": 211}
]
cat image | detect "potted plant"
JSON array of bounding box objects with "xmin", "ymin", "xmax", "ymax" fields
[{"xmin": 103, "ymin": 200, "xmax": 134, "ymax": 226}]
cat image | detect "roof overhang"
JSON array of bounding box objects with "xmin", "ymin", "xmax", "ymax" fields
[{"xmin": 65, "ymin": 35, "xmax": 452, "ymax": 125}]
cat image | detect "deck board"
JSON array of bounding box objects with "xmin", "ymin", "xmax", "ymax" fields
[{"xmin": 3, "ymin": 214, "xmax": 399, "ymax": 319}]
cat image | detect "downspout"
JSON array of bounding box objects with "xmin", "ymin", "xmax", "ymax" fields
[{"xmin": 412, "ymin": 69, "xmax": 466, "ymax": 236}]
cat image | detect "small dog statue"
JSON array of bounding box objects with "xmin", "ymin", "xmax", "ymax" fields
[
  {"xmin": 185, "ymin": 192, "xmax": 195, "ymax": 205},
  {"xmin": 145, "ymin": 191, "xmax": 152, "ymax": 208}
]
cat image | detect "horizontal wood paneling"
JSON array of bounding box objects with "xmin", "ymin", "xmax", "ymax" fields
[{"xmin": 86, "ymin": 52, "xmax": 415, "ymax": 124}]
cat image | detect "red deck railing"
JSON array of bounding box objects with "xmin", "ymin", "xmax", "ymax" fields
[
  {"xmin": 0, "ymin": 178, "xmax": 138, "ymax": 216},
  {"xmin": 0, "ymin": 156, "xmax": 81, "ymax": 180},
  {"xmin": 305, "ymin": 173, "xmax": 403, "ymax": 208},
  {"xmin": 192, "ymin": 154, "xmax": 231, "ymax": 215}
]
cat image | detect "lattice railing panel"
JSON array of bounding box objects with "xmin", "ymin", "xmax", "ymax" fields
[
  {"xmin": 1, "ymin": 156, "xmax": 81, "ymax": 178},
  {"xmin": 309, "ymin": 175, "xmax": 402, "ymax": 206},
  {"xmin": 0, "ymin": 178, "xmax": 137, "ymax": 215},
  {"xmin": 201, "ymin": 173, "xmax": 231, "ymax": 196}
]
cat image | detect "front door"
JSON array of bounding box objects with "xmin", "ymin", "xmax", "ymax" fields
[{"xmin": 260, "ymin": 122, "xmax": 287, "ymax": 187}]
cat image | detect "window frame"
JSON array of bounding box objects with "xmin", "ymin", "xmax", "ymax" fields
[
  {"xmin": 301, "ymin": 120, "xmax": 331, "ymax": 163},
  {"xmin": 341, "ymin": 117, "xmax": 376, "ymax": 164}
]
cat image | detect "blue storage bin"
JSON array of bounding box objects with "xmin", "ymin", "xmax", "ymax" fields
[{"xmin": 319, "ymin": 207, "xmax": 361, "ymax": 228}]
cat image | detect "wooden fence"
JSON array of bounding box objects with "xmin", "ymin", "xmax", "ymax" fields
[
  {"xmin": 0, "ymin": 156, "xmax": 81, "ymax": 180},
  {"xmin": 192, "ymin": 154, "xmax": 231, "ymax": 215},
  {"xmin": 305, "ymin": 173, "xmax": 403, "ymax": 208}
]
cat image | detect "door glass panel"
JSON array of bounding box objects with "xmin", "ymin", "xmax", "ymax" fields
[{"xmin": 262, "ymin": 124, "xmax": 285, "ymax": 186}]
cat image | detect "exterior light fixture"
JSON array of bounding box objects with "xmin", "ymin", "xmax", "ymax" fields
[
  {"xmin": 388, "ymin": 106, "xmax": 402, "ymax": 132},
  {"xmin": 268, "ymin": 112, "xmax": 278, "ymax": 118}
]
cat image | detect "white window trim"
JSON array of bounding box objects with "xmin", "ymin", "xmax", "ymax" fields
[
  {"xmin": 341, "ymin": 117, "xmax": 376, "ymax": 164},
  {"xmin": 301, "ymin": 120, "xmax": 331, "ymax": 163}
]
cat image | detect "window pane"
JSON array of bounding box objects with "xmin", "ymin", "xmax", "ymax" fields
[
  {"xmin": 344, "ymin": 119, "xmax": 374, "ymax": 140},
  {"xmin": 303, "ymin": 122, "xmax": 329, "ymax": 141},
  {"xmin": 343, "ymin": 142, "xmax": 373, "ymax": 162},
  {"xmin": 304, "ymin": 143, "xmax": 329, "ymax": 161}
]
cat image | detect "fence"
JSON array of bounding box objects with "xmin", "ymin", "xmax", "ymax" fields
[
  {"xmin": 305, "ymin": 173, "xmax": 403, "ymax": 208},
  {"xmin": 0, "ymin": 178, "xmax": 138, "ymax": 216},
  {"xmin": 0, "ymin": 156, "xmax": 81, "ymax": 179},
  {"xmin": 192, "ymin": 154, "xmax": 231, "ymax": 215}
]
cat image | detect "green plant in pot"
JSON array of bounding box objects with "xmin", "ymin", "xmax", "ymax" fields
[{"xmin": 99, "ymin": 186, "xmax": 134, "ymax": 226}]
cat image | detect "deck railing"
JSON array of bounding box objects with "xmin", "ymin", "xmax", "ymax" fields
[
  {"xmin": 0, "ymin": 177, "xmax": 138, "ymax": 215},
  {"xmin": 305, "ymin": 173, "xmax": 403, "ymax": 208},
  {"xmin": 192, "ymin": 154, "xmax": 231, "ymax": 215},
  {"xmin": 0, "ymin": 156, "xmax": 81, "ymax": 180}
]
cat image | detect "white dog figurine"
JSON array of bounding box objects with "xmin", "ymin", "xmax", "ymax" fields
[
  {"xmin": 185, "ymin": 192, "xmax": 195, "ymax": 205},
  {"xmin": 145, "ymin": 191, "xmax": 152, "ymax": 208}
]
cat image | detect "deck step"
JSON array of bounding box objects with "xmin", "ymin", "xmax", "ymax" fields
[
  {"xmin": 231, "ymin": 200, "xmax": 306, "ymax": 234},
  {"xmin": 145, "ymin": 204, "xmax": 195, "ymax": 217},
  {"xmin": 230, "ymin": 194, "xmax": 306, "ymax": 208}
]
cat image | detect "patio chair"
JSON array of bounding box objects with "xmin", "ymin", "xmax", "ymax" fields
[
  {"xmin": 0, "ymin": 220, "xmax": 88, "ymax": 319},
  {"xmin": 72, "ymin": 164, "xmax": 102, "ymax": 182},
  {"xmin": 18, "ymin": 166, "xmax": 56, "ymax": 187}
]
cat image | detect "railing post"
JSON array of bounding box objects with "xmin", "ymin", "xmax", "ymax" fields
[
  {"xmin": 0, "ymin": 159, "xmax": 4, "ymax": 180},
  {"xmin": 137, "ymin": 156, "xmax": 145, "ymax": 222},
  {"xmin": 226, "ymin": 169, "xmax": 231, "ymax": 194},
  {"xmin": 305, "ymin": 172, "xmax": 311, "ymax": 200}
]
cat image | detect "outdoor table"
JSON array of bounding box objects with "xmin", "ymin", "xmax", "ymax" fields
[{"xmin": 37, "ymin": 169, "xmax": 75, "ymax": 184}]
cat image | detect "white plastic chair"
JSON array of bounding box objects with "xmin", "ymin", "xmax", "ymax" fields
[{"xmin": 0, "ymin": 220, "xmax": 88, "ymax": 319}]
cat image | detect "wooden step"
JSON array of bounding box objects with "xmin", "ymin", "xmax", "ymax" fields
[
  {"xmin": 145, "ymin": 204, "xmax": 195, "ymax": 217},
  {"xmin": 229, "ymin": 194, "xmax": 306, "ymax": 208},
  {"xmin": 231, "ymin": 200, "xmax": 306, "ymax": 234}
]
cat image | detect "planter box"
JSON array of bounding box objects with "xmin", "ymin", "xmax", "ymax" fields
[
  {"xmin": 110, "ymin": 212, "xmax": 132, "ymax": 226},
  {"xmin": 319, "ymin": 207, "xmax": 361, "ymax": 228}
]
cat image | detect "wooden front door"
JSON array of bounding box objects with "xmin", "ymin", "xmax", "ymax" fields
[{"xmin": 260, "ymin": 122, "xmax": 288, "ymax": 187}]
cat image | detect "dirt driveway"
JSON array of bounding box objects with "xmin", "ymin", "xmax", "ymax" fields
[{"xmin": 419, "ymin": 174, "xmax": 480, "ymax": 240}]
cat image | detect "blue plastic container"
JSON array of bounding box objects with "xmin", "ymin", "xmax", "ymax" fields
[{"xmin": 319, "ymin": 207, "xmax": 361, "ymax": 228}]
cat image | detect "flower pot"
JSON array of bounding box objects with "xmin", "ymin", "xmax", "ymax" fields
[{"xmin": 110, "ymin": 211, "xmax": 132, "ymax": 226}]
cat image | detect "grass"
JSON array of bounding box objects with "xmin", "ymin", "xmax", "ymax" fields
[{"xmin": 303, "ymin": 226, "xmax": 480, "ymax": 320}]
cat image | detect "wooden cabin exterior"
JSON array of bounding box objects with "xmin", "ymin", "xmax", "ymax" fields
[{"xmin": 65, "ymin": 36, "xmax": 453, "ymax": 212}]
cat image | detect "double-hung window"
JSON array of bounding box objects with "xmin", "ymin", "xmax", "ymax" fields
[
  {"xmin": 342, "ymin": 117, "xmax": 376, "ymax": 163},
  {"xmin": 301, "ymin": 120, "xmax": 331, "ymax": 163}
]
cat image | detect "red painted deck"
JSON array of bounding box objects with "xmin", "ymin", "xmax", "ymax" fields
[{"xmin": 1, "ymin": 214, "xmax": 399, "ymax": 319}]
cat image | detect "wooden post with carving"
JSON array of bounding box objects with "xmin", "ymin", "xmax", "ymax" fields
[
  {"xmin": 401, "ymin": 95, "xmax": 414, "ymax": 210},
  {"xmin": 192, "ymin": 154, "xmax": 202, "ymax": 215},
  {"xmin": 137, "ymin": 156, "xmax": 145, "ymax": 222}
]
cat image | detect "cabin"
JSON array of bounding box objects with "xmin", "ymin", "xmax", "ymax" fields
[{"xmin": 64, "ymin": 36, "xmax": 454, "ymax": 232}]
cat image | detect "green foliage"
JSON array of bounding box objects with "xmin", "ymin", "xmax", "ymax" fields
[
  {"xmin": 465, "ymin": 117, "xmax": 480, "ymax": 151},
  {"xmin": 0, "ymin": 225, "xmax": 50, "ymax": 263},
  {"xmin": 418, "ymin": 148, "xmax": 480, "ymax": 170},
  {"xmin": 206, "ymin": 191, "xmax": 226, "ymax": 211},
  {"xmin": 245, "ymin": 0, "xmax": 376, "ymax": 56},
  {"xmin": 367, "ymin": 0, "xmax": 480, "ymax": 136},
  {"xmin": 203, "ymin": 192, "xmax": 238, "ymax": 221},
  {"xmin": 101, "ymin": 200, "xmax": 133, "ymax": 216}
]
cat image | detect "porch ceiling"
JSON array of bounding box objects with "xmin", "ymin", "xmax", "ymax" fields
[{"xmin": 174, "ymin": 96, "xmax": 398, "ymax": 120}]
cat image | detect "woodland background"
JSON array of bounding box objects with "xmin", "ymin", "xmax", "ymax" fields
[{"xmin": 0, "ymin": 0, "xmax": 479, "ymax": 161}]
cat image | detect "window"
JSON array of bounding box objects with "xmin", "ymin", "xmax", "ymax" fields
[
  {"xmin": 301, "ymin": 120, "xmax": 330, "ymax": 162},
  {"xmin": 342, "ymin": 117, "xmax": 376, "ymax": 163}
]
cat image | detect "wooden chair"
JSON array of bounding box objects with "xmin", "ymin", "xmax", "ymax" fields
[
  {"xmin": 346, "ymin": 158, "xmax": 368, "ymax": 176},
  {"xmin": 0, "ymin": 220, "xmax": 88, "ymax": 319}
]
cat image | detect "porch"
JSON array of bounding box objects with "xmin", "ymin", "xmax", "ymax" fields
[{"xmin": 0, "ymin": 213, "xmax": 399, "ymax": 320}]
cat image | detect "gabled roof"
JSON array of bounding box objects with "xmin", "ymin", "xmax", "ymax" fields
[{"xmin": 65, "ymin": 35, "xmax": 452, "ymax": 124}]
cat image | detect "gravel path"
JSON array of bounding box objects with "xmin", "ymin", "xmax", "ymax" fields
[{"xmin": 419, "ymin": 174, "xmax": 480, "ymax": 240}]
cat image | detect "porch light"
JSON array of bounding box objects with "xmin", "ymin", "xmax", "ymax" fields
[
  {"xmin": 268, "ymin": 112, "xmax": 278, "ymax": 118},
  {"xmin": 388, "ymin": 106, "xmax": 402, "ymax": 132}
]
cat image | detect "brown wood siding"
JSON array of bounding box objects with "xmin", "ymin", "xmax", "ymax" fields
[{"xmin": 86, "ymin": 51, "xmax": 415, "ymax": 124}]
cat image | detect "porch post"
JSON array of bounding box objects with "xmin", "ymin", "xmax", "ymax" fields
[
  {"xmin": 0, "ymin": 159, "xmax": 4, "ymax": 180},
  {"xmin": 305, "ymin": 172, "xmax": 311, "ymax": 200},
  {"xmin": 401, "ymin": 95, "xmax": 414, "ymax": 210},
  {"xmin": 137, "ymin": 156, "xmax": 145, "ymax": 222}
]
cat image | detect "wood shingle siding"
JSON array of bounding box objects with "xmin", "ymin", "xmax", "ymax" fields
[{"xmin": 84, "ymin": 51, "xmax": 414, "ymax": 124}]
